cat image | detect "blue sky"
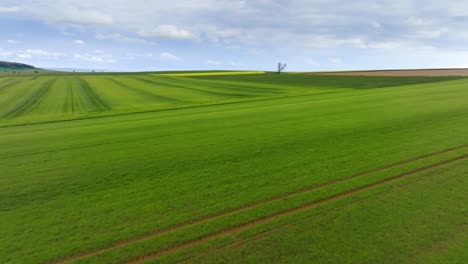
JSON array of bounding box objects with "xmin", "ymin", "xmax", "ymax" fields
[{"xmin": 2, "ymin": 0, "xmax": 468, "ymax": 71}]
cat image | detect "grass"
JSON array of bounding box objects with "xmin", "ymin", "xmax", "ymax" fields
[{"xmin": 0, "ymin": 72, "xmax": 467, "ymax": 263}]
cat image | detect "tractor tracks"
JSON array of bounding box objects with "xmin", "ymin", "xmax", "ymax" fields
[
  {"xmin": 127, "ymin": 154, "xmax": 468, "ymax": 264},
  {"xmin": 50, "ymin": 144, "xmax": 468, "ymax": 264}
]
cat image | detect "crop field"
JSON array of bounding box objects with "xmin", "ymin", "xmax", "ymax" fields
[{"xmin": 1, "ymin": 72, "xmax": 467, "ymax": 263}]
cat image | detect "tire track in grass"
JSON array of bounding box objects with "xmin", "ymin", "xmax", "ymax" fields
[
  {"xmin": 127, "ymin": 155, "xmax": 468, "ymax": 264},
  {"xmin": 182, "ymin": 174, "xmax": 439, "ymax": 263},
  {"xmin": 77, "ymin": 78, "xmax": 111, "ymax": 111},
  {"xmin": 0, "ymin": 78, "xmax": 20, "ymax": 91},
  {"xmin": 69, "ymin": 84, "xmax": 75, "ymax": 113},
  {"xmin": 0, "ymin": 78, "xmax": 33, "ymax": 98},
  {"xmin": 2, "ymin": 78, "xmax": 56, "ymax": 118},
  {"xmin": 51, "ymin": 144, "xmax": 467, "ymax": 264},
  {"xmin": 61, "ymin": 79, "xmax": 74, "ymax": 114},
  {"xmin": 105, "ymin": 78, "xmax": 185, "ymax": 103}
]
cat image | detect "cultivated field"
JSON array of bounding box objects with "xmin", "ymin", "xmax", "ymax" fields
[
  {"xmin": 1, "ymin": 71, "xmax": 467, "ymax": 263},
  {"xmin": 310, "ymin": 68, "xmax": 468, "ymax": 76}
]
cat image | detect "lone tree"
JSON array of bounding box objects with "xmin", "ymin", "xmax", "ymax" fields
[{"xmin": 277, "ymin": 62, "xmax": 287, "ymax": 74}]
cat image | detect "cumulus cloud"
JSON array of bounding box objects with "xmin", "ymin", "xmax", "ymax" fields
[
  {"xmin": 74, "ymin": 40, "xmax": 85, "ymax": 45},
  {"xmin": 160, "ymin": 52, "xmax": 181, "ymax": 61},
  {"xmin": 74, "ymin": 53, "xmax": 117, "ymax": 63},
  {"xmin": 139, "ymin": 25, "xmax": 197, "ymax": 40},
  {"xmin": 17, "ymin": 54, "xmax": 32, "ymax": 59},
  {"xmin": 0, "ymin": 6, "xmax": 19, "ymax": 13},
  {"xmin": 416, "ymin": 30, "xmax": 442, "ymax": 39},
  {"xmin": 8, "ymin": 49, "xmax": 65, "ymax": 60},
  {"xmin": 406, "ymin": 17, "xmax": 433, "ymax": 26},
  {"xmin": 49, "ymin": 9, "xmax": 113, "ymax": 25},
  {"xmin": 0, "ymin": 48, "xmax": 13, "ymax": 59},
  {"xmin": 23, "ymin": 49, "xmax": 64, "ymax": 57},
  {"xmin": 371, "ymin": 21, "xmax": 381, "ymax": 29},
  {"xmin": 95, "ymin": 33, "xmax": 156, "ymax": 45},
  {"xmin": 7, "ymin": 3, "xmax": 113, "ymax": 26}
]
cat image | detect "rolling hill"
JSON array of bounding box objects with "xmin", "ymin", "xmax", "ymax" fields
[{"xmin": 0, "ymin": 61, "xmax": 35, "ymax": 70}]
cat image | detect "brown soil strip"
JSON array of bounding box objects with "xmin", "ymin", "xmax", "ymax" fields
[
  {"xmin": 128, "ymin": 155, "xmax": 468, "ymax": 264},
  {"xmin": 308, "ymin": 68, "xmax": 468, "ymax": 76},
  {"xmin": 50, "ymin": 144, "xmax": 467, "ymax": 264}
]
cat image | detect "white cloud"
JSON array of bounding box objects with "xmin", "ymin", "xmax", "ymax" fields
[
  {"xmin": 406, "ymin": 17, "xmax": 433, "ymax": 26},
  {"xmin": 160, "ymin": 52, "xmax": 181, "ymax": 61},
  {"xmin": 74, "ymin": 53, "xmax": 117, "ymax": 63},
  {"xmin": 124, "ymin": 52, "xmax": 155, "ymax": 60},
  {"xmin": 17, "ymin": 53, "xmax": 32, "ymax": 59},
  {"xmin": 416, "ymin": 30, "xmax": 442, "ymax": 39},
  {"xmin": 7, "ymin": 39, "xmax": 18, "ymax": 44},
  {"xmin": 248, "ymin": 48, "xmax": 259, "ymax": 55},
  {"xmin": 0, "ymin": 6, "xmax": 19, "ymax": 13},
  {"xmin": 367, "ymin": 41, "xmax": 404, "ymax": 49},
  {"xmin": 305, "ymin": 35, "xmax": 368, "ymax": 49},
  {"xmin": 95, "ymin": 33, "xmax": 156, "ymax": 45},
  {"xmin": 0, "ymin": 48, "xmax": 13, "ymax": 59},
  {"xmin": 371, "ymin": 21, "xmax": 381, "ymax": 29},
  {"xmin": 74, "ymin": 40, "xmax": 85, "ymax": 45},
  {"xmin": 35, "ymin": 6, "xmax": 113, "ymax": 26},
  {"xmin": 206, "ymin": 60, "xmax": 221, "ymax": 65},
  {"xmin": 23, "ymin": 49, "xmax": 64, "ymax": 57},
  {"xmin": 139, "ymin": 25, "xmax": 197, "ymax": 40}
]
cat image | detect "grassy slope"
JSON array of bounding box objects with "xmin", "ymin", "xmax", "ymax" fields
[{"xmin": 0, "ymin": 73, "xmax": 467, "ymax": 263}]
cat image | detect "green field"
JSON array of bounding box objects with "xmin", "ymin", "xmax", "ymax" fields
[{"xmin": 1, "ymin": 72, "xmax": 467, "ymax": 263}]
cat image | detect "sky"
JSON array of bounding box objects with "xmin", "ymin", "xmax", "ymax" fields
[{"xmin": 2, "ymin": 0, "xmax": 468, "ymax": 72}]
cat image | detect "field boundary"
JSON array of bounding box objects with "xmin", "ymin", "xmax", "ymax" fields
[
  {"xmin": 50, "ymin": 144, "xmax": 467, "ymax": 264},
  {"xmin": 307, "ymin": 68, "xmax": 468, "ymax": 77}
]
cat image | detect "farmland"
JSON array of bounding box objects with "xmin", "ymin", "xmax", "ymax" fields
[{"xmin": 1, "ymin": 72, "xmax": 467, "ymax": 263}]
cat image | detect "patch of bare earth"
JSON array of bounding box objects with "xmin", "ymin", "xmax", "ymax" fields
[{"xmin": 309, "ymin": 68, "xmax": 468, "ymax": 76}]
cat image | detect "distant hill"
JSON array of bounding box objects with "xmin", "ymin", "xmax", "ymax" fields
[{"xmin": 0, "ymin": 61, "xmax": 35, "ymax": 70}]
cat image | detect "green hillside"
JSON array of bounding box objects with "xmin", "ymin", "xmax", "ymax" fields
[{"xmin": 0, "ymin": 61, "xmax": 35, "ymax": 70}]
